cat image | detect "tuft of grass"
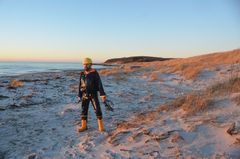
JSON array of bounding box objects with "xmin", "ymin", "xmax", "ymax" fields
[
  {"xmin": 8, "ymin": 79, "xmax": 24, "ymax": 89},
  {"xmin": 99, "ymin": 68, "xmax": 118, "ymax": 76},
  {"xmin": 171, "ymin": 96, "xmax": 186, "ymax": 108},
  {"xmin": 149, "ymin": 72, "xmax": 159, "ymax": 82},
  {"xmin": 168, "ymin": 76, "xmax": 240, "ymax": 115},
  {"xmin": 113, "ymin": 74, "xmax": 128, "ymax": 81},
  {"xmin": 156, "ymin": 104, "xmax": 170, "ymax": 112},
  {"xmin": 171, "ymin": 93, "xmax": 212, "ymax": 115},
  {"xmin": 207, "ymin": 77, "xmax": 240, "ymax": 96},
  {"xmin": 99, "ymin": 65, "xmax": 136, "ymax": 76},
  {"xmin": 233, "ymin": 95, "xmax": 240, "ymax": 105},
  {"xmin": 181, "ymin": 93, "xmax": 212, "ymax": 114}
]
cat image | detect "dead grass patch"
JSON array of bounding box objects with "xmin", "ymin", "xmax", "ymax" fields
[
  {"xmin": 99, "ymin": 65, "xmax": 137, "ymax": 76},
  {"xmin": 8, "ymin": 79, "xmax": 24, "ymax": 89},
  {"xmin": 207, "ymin": 77, "xmax": 240, "ymax": 96},
  {"xmin": 149, "ymin": 72, "xmax": 159, "ymax": 82},
  {"xmin": 155, "ymin": 104, "xmax": 170, "ymax": 112},
  {"xmin": 137, "ymin": 49, "xmax": 240, "ymax": 80},
  {"xmin": 181, "ymin": 93, "xmax": 212, "ymax": 114},
  {"xmin": 115, "ymin": 110, "xmax": 160, "ymax": 131},
  {"xmin": 169, "ymin": 93, "xmax": 212, "ymax": 115},
  {"xmin": 114, "ymin": 77, "xmax": 240, "ymax": 129},
  {"xmin": 101, "ymin": 49, "xmax": 240, "ymax": 80},
  {"xmin": 233, "ymin": 95, "xmax": 240, "ymax": 105},
  {"xmin": 167, "ymin": 76, "xmax": 240, "ymax": 115},
  {"xmin": 99, "ymin": 68, "xmax": 119, "ymax": 76}
]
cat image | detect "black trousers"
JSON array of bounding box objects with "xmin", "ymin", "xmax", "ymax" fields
[{"xmin": 81, "ymin": 94, "xmax": 102, "ymax": 120}]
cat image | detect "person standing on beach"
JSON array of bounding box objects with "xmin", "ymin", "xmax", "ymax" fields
[{"xmin": 77, "ymin": 57, "xmax": 106, "ymax": 132}]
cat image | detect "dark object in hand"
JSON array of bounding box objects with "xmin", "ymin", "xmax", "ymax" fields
[{"xmin": 104, "ymin": 99, "xmax": 114, "ymax": 112}]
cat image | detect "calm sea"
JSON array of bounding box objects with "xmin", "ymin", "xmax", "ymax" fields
[{"xmin": 0, "ymin": 62, "xmax": 104, "ymax": 76}]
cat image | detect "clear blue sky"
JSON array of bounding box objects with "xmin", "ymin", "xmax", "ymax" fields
[{"xmin": 0, "ymin": 0, "xmax": 239, "ymax": 62}]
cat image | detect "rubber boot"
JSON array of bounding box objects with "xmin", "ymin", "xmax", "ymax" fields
[
  {"xmin": 77, "ymin": 120, "xmax": 87, "ymax": 132},
  {"xmin": 98, "ymin": 119, "xmax": 104, "ymax": 132}
]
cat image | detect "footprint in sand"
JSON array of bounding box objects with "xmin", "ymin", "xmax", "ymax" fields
[
  {"xmin": 128, "ymin": 132, "xmax": 144, "ymax": 143},
  {"xmin": 107, "ymin": 131, "xmax": 132, "ymax": 146}
]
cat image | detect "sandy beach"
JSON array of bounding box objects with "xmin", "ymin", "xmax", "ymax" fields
[{"xmin": 0, "ymin": 50, "xmax": 240, "ymax": 158}]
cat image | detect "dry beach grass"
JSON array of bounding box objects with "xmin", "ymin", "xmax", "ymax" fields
[
  {"xmin": 138, "ymin": 49, "xmax": 240, "ymax": 80},
  {"xmin": 100, "ymin": 49, "xmax": 240, "ymax": 158},
  {"xmin": 8, "ymin": 79, "xmax": 24, "ymax": 89}
]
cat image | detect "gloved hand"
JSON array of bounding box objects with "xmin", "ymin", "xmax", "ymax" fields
[{"xmin": 100, "ymin": 96, "xmax": 106, "ymax": 102}]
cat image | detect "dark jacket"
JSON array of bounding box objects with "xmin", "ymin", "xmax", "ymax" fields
[{"xmin": 78, "ymin": 69, "xmax": 106, "ymax": 98}]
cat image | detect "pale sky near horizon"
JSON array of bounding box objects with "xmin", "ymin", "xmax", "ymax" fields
[{"xmin": 0, "ymin": 0, "xmax": 239, "ymax": 62}]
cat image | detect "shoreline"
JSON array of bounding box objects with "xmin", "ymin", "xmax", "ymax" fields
[
  {"xmin": 0, "ymin": 64, "xmax": 113, "ymax": 79},
  {"xmin": 0, "ymin": 61, "xmax": 113, "ymax": 78},
  {"xmin": 0, "ymin": 69, "xmax": 80, "ymax": 79}
]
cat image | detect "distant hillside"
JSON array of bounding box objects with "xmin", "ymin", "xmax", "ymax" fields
[{"xmin": 104, "ymin": 56, "xmax": 173, "ymax": 64}]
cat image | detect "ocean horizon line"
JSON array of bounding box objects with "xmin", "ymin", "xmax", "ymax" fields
[
  {"xmin": 0, "ymin": 61, "xmax": 108, "ymax": 77},
  {"xmin": 0, "ymin": 60, "xmax": 81, "ymax": 63}
]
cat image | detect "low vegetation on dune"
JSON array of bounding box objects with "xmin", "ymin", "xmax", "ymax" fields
[
  {"xmin": 122, "ymin": 76, "xmax": 240, "ymax": 121},
  {"xmin": 99, "ymin": 65, "xmax": 141, "ymax": 76},
  {"xmin": 207, "ymin": 76, "xmax": 240, "ymax": 96},
  {"xmin": 168, "ymin": 76, "xmax": 240, "ymax": 115},
  {"xmin": 100, "ymin": 49, "xmax": 240, "ymax": 81},
  {"xmin": 233, "ymin": 95, "xmax": 240, "ymax": 105},
  {"xmin": 8, "ymin": 79, "xmax": 24, "ymax": 89},
  {"xmin": 99, "ymin": 50, "xmax": 240, "ymax": 115},
  {"xmin": 138, "ymin": 49, "xmax": 240, "ymax": 80},
  {"xmin": 171, "ymin": 93, "xmax": 213, "ymax": 115}
]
